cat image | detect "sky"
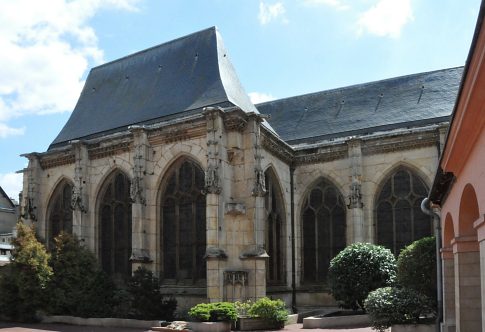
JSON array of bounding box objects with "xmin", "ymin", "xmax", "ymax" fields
[{"xmin": 0, "ymin": 0, "xmax": 481, "ymax": 200}]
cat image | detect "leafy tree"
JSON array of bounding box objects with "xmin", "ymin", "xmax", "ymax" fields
[
  {"xmin": 47, "ymin": 232, "xmax": 115, "ymax": 317},
  {"xmin": 125, "ymin": 267, "xmax": 177, "ymax": 320},
  {"xmin": 365, "ymin": 287, "xmax": 434, "ymax": 332},
  {"xmin": 0, "ymin": 222, "xmax": 52, "ymax": 321},
  {"xmin": 397, "ymin": 236, "xmax": 436, "ymax": 306},
  {"xmin": 328, "ymin": 243, "xmax": 396, "ymax": 310}
]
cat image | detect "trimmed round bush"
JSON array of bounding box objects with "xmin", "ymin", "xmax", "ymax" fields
[
  {"xmin": 328, "ymin": 243, "xmax": 396, "ymax": 310},
  {"xmin": 248, "ymin": 297, "xmax": 288, "ymax": 324},
  {"xmin": 365, "ymin": 287, "xmax": 434, "ymax": 332},
  {"xmin": 189, "ymin": 302, "xmax": 237, "ymax": 322},
  {"xmin": 397, "ymin": 236, "xmax": 436, "ymax": 304}
]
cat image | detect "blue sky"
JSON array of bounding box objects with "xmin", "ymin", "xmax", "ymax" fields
[{"xmin": 0, "ymin": 0, "xmax": 481, "ymax": 199}]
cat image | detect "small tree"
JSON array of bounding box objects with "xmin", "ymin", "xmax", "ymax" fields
[
  {"xmin": 0, "ymin": 222, "xmax": 52, "ymax": 321},
  {"xmin": 328, "ymin": 243, "xmax": 396, "ymax": 310},
  {"xmin": 365, "ymin": 287, "xmax": 434, "ymax": 332},
  {"xmin": 125, "ymin": 267, "xmax": 177, "ymax": 320},
  {"xmin": 397, "ymin": 236, "xmax": 436, "ymax": 305},
  {"xmin": 47, "ymin": 232, "xmax": 115, "ymax": 317}
]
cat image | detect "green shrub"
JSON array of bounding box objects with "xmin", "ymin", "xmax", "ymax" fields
[
  {"xmin": 247, "ymin": 297, "xmax": 288, "ymax": 324},
  {"xmin": 365, "ymin": 287, "xmax": 434, "ymax": 332},
  {"xmin": 0, "ymin": 222, "xmax": 52, "ymax": 321},
  {"xmin": 328, "ymin": 243, "xmax": 396, "ymax": 310},
  {"xmin": 46, "ymin": 232, "xmax": 115, "ymax": 318},
  {"xmin": 126, "ymin": 267, "xmax": 177, "ymax": 320},
  {"xmin": 188, "ymin": 302, "xmax": 237, "ymax": 322},
  {"xmin": 397, "ymin": 236, "xmax": 436, "ymax": 305},
  {"xmin": 234, "ymin": 300, "xmax": 253, "ymax": 317}
]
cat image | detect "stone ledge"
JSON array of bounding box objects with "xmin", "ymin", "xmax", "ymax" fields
[{"xmin": 41, "ymin": 315, "xmax": 161, "ymax": 329}]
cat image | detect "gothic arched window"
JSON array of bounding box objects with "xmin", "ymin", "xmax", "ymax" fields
[
  {"xmin": 302, "ymin": 178, "xmax": 346, "ymax": 284},
  {"xmin": 47, "ymin": 180, "xmax": 73, "ymax": 243},
  {"xmin": 264, "ymin": 168, "xmax": 285, "ymax": 285},
  {"xmin": 98, "ymin": 171, "xmax": 132, "ymax": 277},
  {"xmin": 375, "ymin": 167, "xmax": 432, "ymax": 255},
  {"xmin": 160, "ymin": 159, "xmax": 206, "ymax": 285}
]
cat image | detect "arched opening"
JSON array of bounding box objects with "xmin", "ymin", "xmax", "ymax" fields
[
  {"xmin": 443, "ymin": 213, "xmax": 455, "ymax": 248},
  {"xmin": 46, "ymin": 179, "xmax": 73, "ymax": 244},
  {"xmin": 301, "ymin": 177, "xmax": 346, "ymax": 284},
  {"xmin": 458, "ymin": 183, "xmax": 479, "ymax": 237},
  {"xmin": 159, "ymin": 158, "xmax": 206, "ymax": 285},
  {"xmin": 264, "ymin": 168, "xmax": 286, "ymax": 285},
  {"xmin": 455, "ymin": 183, "xmax": 481, "ymax": 331},
  {"xmin": 375, "ymin": 167, "xmax": 432, "ymax": 255},
  {"xmin": 97, "ymin": 170, "xmax": 132, "ymax": 278}
]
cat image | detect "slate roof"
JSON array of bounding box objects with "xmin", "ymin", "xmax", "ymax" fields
[
  {"xmin": 258, "ymin": 67, "xmax": 463, "ymax": 144},
  {"xmin": 50, "ymin": 27, "xmax": 258, "ymax": 149}
]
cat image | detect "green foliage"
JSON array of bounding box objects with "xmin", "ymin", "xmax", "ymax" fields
[
  {"xmin": 46, "ymin": 232, "xmax": 115, "ymax": 317},
  {"xmin": 328, "ymin": 243, "xmax": 396, "ymax": 310},
  {"xmin": 247, "ymin": 297, "xmax": 288, "ymax": 324},
  {"xmin": 125, "ymin": 267, "xmax": 177, "ymax": 320},
  {"xmin": 188, "ymin": 302, "xmax": 237, "ymax": 322},
  {"xmin": 234, "ymin": 300, "xmax": 253, "ymax": 317},
  {"xmin": 0, "ymin": 222, "xmax": 52, "ymax": 321},
  {"xmin": 365, "ymin": 287, "xmax": 434, "ymax": 332},
  {"xmin": 397, "ymin": 236, "xmax": 436, "ymax": 305}
]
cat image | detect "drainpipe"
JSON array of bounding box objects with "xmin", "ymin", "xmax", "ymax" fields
[
  {"xmin": 421, "ymin": 197, "xmax": 442, "ymax": 332},
  {"xmin": 290, "ymin": 166, "xmax": 297, "ymax": 313}
]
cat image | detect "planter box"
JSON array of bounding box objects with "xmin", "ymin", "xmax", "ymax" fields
[
  {"xmin": 303, "ymin": 314, "xmax": 370, "ymax": 329},
  {"xmin": 189, "ymin": 321, "xmax": 232, "ymax": 332},
  {"xmin": 236, "ymin": 317, "xmax": 284, "ymax": 330},
  {"xmin": 391, "ymin": 324, "xmax": 436, "ymax": 332}
]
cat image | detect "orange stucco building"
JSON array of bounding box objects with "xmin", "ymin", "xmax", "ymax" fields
[{"xmin": 429, "ymin": 2, "xmax": 485, "ymax": 331}]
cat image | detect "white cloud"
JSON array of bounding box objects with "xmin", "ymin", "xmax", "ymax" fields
[
  {"xmin": 357, "ymin": 0, "xmax": 413, "ymax": 38},
  {"xmin": 0, "ymin": 172, "xmax": 23, "ymax": 200},
  {"xmin": 303, "ymin": 0, "xmax": 350, "ymax": 11},
  {"xmin": 258, "ymin": 2, "xmax": 288, "ymax": 25},
  {"xmin": 249, "ymin": 92, "xmax": 276, "ymax": 104},
  {"xmin": 0, "ymin": 0, "xmax": 140, "ymax": 138},
  {"xmin": 0, "ymin": 123, "xmax": 25, "ymax": 138}
]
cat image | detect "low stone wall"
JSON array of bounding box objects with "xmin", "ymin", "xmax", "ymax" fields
[
  {"xmin": 303, "ymin": 314, "xmax": 370, "ymax": 329},
  {"xmin": 391, "ymin": 324, "xmax": 436, "ymax": 332},
  {"xmin": 42, "ymin": 315, "xmax": 161, "ymax": 329}
]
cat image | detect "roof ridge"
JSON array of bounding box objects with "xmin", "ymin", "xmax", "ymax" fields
[
  {"xmin": 92, "ymin": 26, "xmax": 217, "ymax": 71},
  {"xmin": 256, "ymin": 66, "xmax": 464, "ymax": 106}
]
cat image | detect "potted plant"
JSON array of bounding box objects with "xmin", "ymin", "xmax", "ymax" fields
[
  {"xmin": 188, "ymin": 302, "xmax": 237, "ymax": 332},
  {"xmin": 236, "ymin": 298, "xmax": 288, "ymax": 330}
]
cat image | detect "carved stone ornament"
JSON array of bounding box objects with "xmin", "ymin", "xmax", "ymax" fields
[
  {"xmin": 71, "ymin": 185, "xmax": 87, "ymax": 213},
  {"xmin": 251, "ymin": 167, "xmax": 266, "ymax": 197},
  {"xmin": 130, "ymin": 175, "xmax": 146, "ymax": 205},
  {"xmin": 347, "ymin": 182, "xmax": 364, "ymax": 209},
  {"xmin": 129, "ymin": 249, "xmax": 152, "ymax": 262},
  {"xmin": 203, "ymin": 164, "xmax": 222, "ymax": 194},
  {"xmin": 22, "ymin": 196, "xmax": 37, "ymax": 221}
]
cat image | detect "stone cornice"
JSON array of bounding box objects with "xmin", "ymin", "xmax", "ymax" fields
[
  {"xmin": 361, "ymin": 130, "xmax": 439, "ymax": 156},
  {"xmin": 88, "ymin": 141, "xmax": 132, "ymax": 160},
  {"xmin": 294, "ymin": 144, "xmax": 348, "ymax": 165},
  {"xmin": 40, "ymin": 151, "xmax": 75, "ymax": 169},
  {"xmin": 261, "ymin": 130, "xmax": 294, "ymax": 164},
  {"xmin": 148, "ymin": 121, "xmax": 206, "ymax": 145}
]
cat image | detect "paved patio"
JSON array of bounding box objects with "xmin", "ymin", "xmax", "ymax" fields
[{"xmin": 0, "ymin": 322, "xmax": 377, "ymax": 332}]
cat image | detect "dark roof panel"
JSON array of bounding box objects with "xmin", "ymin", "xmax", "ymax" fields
[
  {"xmin": 50, "ymin": 27, "xmax": 258, "ymax": 148},
  {"xmin": 258, "ymin": 67, "xmax": 463, "ymax": 144}
]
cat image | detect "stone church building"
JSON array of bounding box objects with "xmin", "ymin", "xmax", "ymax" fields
[{"xmin": 20, "ymin": 27, "xmax": 462, "ymax": 310}]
